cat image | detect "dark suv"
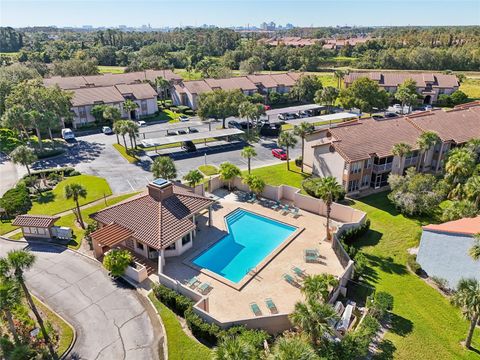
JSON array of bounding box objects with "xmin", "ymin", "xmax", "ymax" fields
[{"xmin": 182, "ymin": 141, "xmax": 197, "ymax": 152}]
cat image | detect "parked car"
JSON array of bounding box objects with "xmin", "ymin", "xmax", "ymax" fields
[
  {"xmin": 424, "ymin": 105, "xmax": 433, "ymax": 111},
  {"xmin": 392, "ymin": 104, "xmax": 403, "ymax": 113},
  {"xmin": 102, "ymin": 126, "xmax": 113, "ymax": 134},
  {"xmin": 228, "ymin": 120, "xmax": 241, "ymax": 129},
  {"xmin": 372, "ymin": 114, "xmax": 384, "ymax": 120},
  {"xmin": 179, "ymin": 115, "xmax": 189, "ymax": 122},
  {"xmin": 177, "ymin": 129, "xmax": 187, "ymax": 135},
  {"xmin": 167, "ymin": 130, "xmax": 178, "ymax": 136},
  {"xmin": 182, "ymin": 141, "xmax": 197, "ymax": 152},
  {"xmin": 61, "ymin": 128, "xmax": 75, "ymax": 140},
  {"xmin": 384, "ymin": 112, "xmax": 398, "ymax": 118},
  {"xmin": 298, "ymin": 110, "xmax": 311, "ymax": 118},
  {"xmin": 263, "ymin": 105, "xmax": 271, "ymax": 111},
  {"xmin": 278, "ymin": 113, "xmax": 298, "ymax": 121},
  {"xmin": 239, "ymin": 121, "xmax": 252, "ymax": 130},
  {"xmin": 272, "ymin": 148, "xmax": 287, "ymax": 160},
  {"xmin": 188, "ymin": 127, "xmax": 199, "ymax": 133},
  {"xmin": 136, "ymin": 120, "xmax": 146, "ymax": 127}
]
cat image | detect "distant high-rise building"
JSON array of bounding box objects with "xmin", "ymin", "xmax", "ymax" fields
[
  {"xmin": 285, "ymin": 23, "xmax": 294, "ymax": 29},
  {"xmin": 260, "ymin": 22, "xmax": 268, "ymax": 30}
]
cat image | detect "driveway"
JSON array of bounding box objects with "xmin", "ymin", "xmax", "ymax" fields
[
  {"xmin": 0, "ymin": 239, "xmax": 161, "ymax": 360},
  {"xmin": 0, "ymin": 154, "xmax": 20, "ymax": 196}
]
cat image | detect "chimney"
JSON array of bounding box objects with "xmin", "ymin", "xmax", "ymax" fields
[{"xmin": 147, "ymin": 179, "xmax": 174, "ymax": 201}]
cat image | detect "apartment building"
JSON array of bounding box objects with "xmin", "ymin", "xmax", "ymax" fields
[
  {"xmin": 303, "ymin": 102, "xmax": 480, "ymax": 197},
  {"xmin": 344, "ymin": 72, "xmax": 459, "ymax": 105}
]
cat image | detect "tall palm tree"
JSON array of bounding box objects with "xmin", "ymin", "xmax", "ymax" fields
[
  {"xmin": 238, "ymin": 101, "xmax": 255, "ymax": 138},
  {"xmin": 151, "ymin": 156, "xmax": 177, "ymax": 180},
  {"xmin": 445, "ymin": 148, "xmax": 476, "ymax": 198},
  {"xmin": 451, "ymin": 278, "xmax": 480, "ymax": 349},
  {"xmin": 124, "ymin": 120, "xmax": 140, "ymax": 149},
  {"xmin": 65, "ymin": 183, "xmax": 87, "ymax": 229},
  {"xmin": 314, "ymin": 176, "xmax": 344, "ymax": 241},
  {"xmin": 213, "ymin": 336, "xmax": 257, "ymax": 360},
  {"xmin": 240, "ymin": 146, "xmax": 257, "ymax": 174},
  {"xmin": 6, "ymin": 250, "xmax": 57, "ymax": 359},
  {"xmin": 183, "ymin": 169, "xmax": 204, "ymax": 187},
  {"xmin": 103, "ymin": 106, "xmax": 122, "ymax": 144},
  {"xmin": 113, "ymin": 120, "xmax": 128, "ymax": 149},
  {"xmin": 466, "ymin": 138, "xmax": 480, "ymax": 160},
  {"xmin": 155, "ymin": 76, "xmax": 171, "ymax": 105},
  {"xmin": 294, "ymin": 122, "xmax": 315, "ymax": 173},
  {"xmin": 465, "ymin": 175, "xmax": 480, "ymax": 208},
  {"xmin": 334, "ymin": 70, "xmax": 345, "ymax": 89},
  {"xmin": 9, "ymin": 145, "xmax": 37, "ymax": 176},
  {"xmin": 392, "ymin": 142, "xmax": 412, "ymax": 175},
  {"xmin": 469, "ymin": 233, "xmax": 480, "ymax": 261},
  {"xmin": 219, "ymin": 162, "xmax": 241, "ymax": 191},
  {"xmin": 123, "ymin": 99, "xmax": 139, "ymax": 120},
  {"xmin": 268, "ymin": 334, "xmax": 319, "ymax": 360},
  {"xmin": 289, "ymin": 299, "xmax": 338, "ymax": 345},
  {"xmin": 1, "ymin": 105, "xmax": 33, "ymax": 141},
  {"xmin": 301, "ymin": 274, "xmax": 339, "ymax": 303},
  {"xmin": 278, "ymin": 131, "xmax": 298, "ymax": 171},
  {"xmin": 416, "ymin": 131, "xmax": 440, "ymax": 171},
  {"xmin": 0, "ymin": 272, "xmax": 22, "ymax": 344}
]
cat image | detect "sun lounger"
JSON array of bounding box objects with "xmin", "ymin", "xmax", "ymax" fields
[
  {"xmin": 283, "ymin": 273, "xmax": 298, "ymax": 287},
  {"xmin": 292, "ymin": 266, "xmax": 306, "ymax": 278},
  {"xmin": 265, "ymin": 298, "xmax": 278, "ymax": 314},
  {"xmin": 281, "ymin": 204, "xmax": 290, "ymax": 214},
  {"xmin": 271, "ymin": 201, "xmax": 281, "ymax": 210},
  {"xmin": 247, "ymin": 193, "xmax": 257, "ymax": 203},
  {"xmin": 184, "ymin": 276, "xmax": 200, "ymax": 288},
  {"xmin": 304, "ymin": 249, "xmax": 319, "ymax": 263},
  {"xmin": 250, "ymin": 302, "xmax": 262, "ymax": 316},
  {"xmin": 198, "ymin": 282, "xmax": 212, "ymax": 294},
  {"xmin": 290, "ymin": 207, "xmax": 300, "ymax": 217}
]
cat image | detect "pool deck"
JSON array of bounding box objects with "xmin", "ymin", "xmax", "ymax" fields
[{"xmin": 161, "ymin": 191, "xmax": 345, "ymax": 323}]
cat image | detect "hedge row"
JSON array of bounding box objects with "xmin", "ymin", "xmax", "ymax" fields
[
  {"xmin": 0, "ymin": 183, "xmax": 32, "ymax": 217},
  {"xmin": 23, "ymin": 167, "xmax": 79, "ymax": 180},
  {"xmin": 338, "ymin": 219, "xmax": 371, "ymax": 245}
]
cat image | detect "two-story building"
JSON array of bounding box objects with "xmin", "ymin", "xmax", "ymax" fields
[
  {"xmin": 343, "ymin": 72, "xmax": 459, "ymax": 105},
  {"xmin": 303, "ymin": 102, "xmax": 480, "ymax": 197}
]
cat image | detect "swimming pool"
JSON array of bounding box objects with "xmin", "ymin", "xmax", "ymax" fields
[{"xmin": 192, "ymin": 209, "xmax": 297, "ymax": 283}]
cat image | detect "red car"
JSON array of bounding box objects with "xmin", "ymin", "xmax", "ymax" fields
[
  {"xmin": 272, "ymin": 148, "xmax": 287, "ymax": 160},
  {"xmin": 264, "ymin": 105, "xmax": 271, "ymax": 111}
]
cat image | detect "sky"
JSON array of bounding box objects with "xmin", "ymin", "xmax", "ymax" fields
[{"xmin": 1, "ymin": 0, "xmax": 479, "ymax": 28}]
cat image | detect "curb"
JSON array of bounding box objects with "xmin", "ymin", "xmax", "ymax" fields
[
  {"xmin": 146, "ymin": 290, "xmax": 168, "ymax": 360},
  {"xmin": 33, "ymin": 296, "xmax": 77, "ymax": 359}
]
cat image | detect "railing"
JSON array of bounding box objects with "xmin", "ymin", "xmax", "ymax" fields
[
  {"xmin": 372, "ymin": 162, "xmax": 393, "ymax": 173},
  {"xmin": 404, "ymin": 156, "xmax": 419, "ymax": 167}
]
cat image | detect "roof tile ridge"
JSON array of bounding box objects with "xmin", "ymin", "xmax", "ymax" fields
[{"xmin": 90, "ymin": 192, "xmax": 148, "ymax": 218}]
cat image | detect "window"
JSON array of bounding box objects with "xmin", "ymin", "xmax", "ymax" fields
[
  {"xmin": 182, "ymin": 234, "xmax": 191, "ymax": 246},
  {"xmin": 348, "ymin": 179, "xmax": 359, "ymax": 192},
  {"xmin": 364, "ymin": 159, "xmax": 372, "ymax": 169},
  {"xmin": 350, "ymin": 162, "xmax": 362, "ymax": 174},
  {"xmin": 79, "ymin": 107, "xmax": 87, "ymax": 119},
  {"xmin": 166, "ymin": 243, "xmax": 176, "ymax": 251},
  {"xmin": 136, "ymin": 242, "xmax": 144, "ymax": 251},
  {"xmin": 141, "ymin": 100, "xmax": 148, "ymax": 114},
  {"xmin": 361, "ymin": 174, "xmax": 370, "ymax": 187}
]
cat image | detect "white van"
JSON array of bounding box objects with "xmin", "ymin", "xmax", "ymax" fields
[{"xmin": 61, "ymin": 128, "xmax": 75, "ymax": 140}]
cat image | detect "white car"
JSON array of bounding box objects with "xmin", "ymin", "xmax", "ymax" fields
[
  {"xmin": 61, "ymin": 128, "xmax": 75, "ymax": 140},
  {"xmin": 392, "ymin": 104, "xmax": 403, "ymax": 113},
  {"xmin": 179, "ymin": 115, "xmax": 189, "ymax": 122},
  {"xmin": 102, "ymin": 126, "xmax": 113, "ymax": 134},
  {"xmin": 136, "ymin": 120, "xmax": 146, "ymax": 127}
]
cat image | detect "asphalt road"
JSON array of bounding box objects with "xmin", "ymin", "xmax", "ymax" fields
[
  {"xmin": 28, "ymin": 118, "xmax": 301, "ymax": 194},
  {"xmin": 0, "ymin": 239, "xmax": 161, "ymax": 360}
]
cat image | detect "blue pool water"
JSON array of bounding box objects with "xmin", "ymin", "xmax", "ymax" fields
[{"xmin": 192, "ymin": 209, "xmax": 296, "ymax": 283}]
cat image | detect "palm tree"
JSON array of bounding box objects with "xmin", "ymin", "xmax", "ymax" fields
[
  {"xmin": 151, "ymin": 156, "xmax": 177, "ymax": 180},
  {"xmin": 241, "ymin": 146, "xmax": 257, "ymax": 174},
  {"xmin": 243, "ymin": 174, "xmax": 266, "ymax": 195},
  {"xmin": 314, "ymin": 86, "xmax": 339, "ymax": 113},
  {"xmin": 278, "ymin": 131, "xmax": 298, "ymax": 171},
  {"xmin": 314, "ymin": 176, "xmax": 344, "ymax": 241},
  {"xmin": 416, "ymin": 131, "xmax": 440, "ymax": 171},
  {"xmin": 294, "ymin": 122, "xmax": 315, "ymax": 173},
  {"xmin": 466, "ymin": 138, "xmax": 480, "ymax": 160},
  {"xmin": 113, "ymin": 120, "xmax": 128, "ymax": 149},
  {"xmin": 65, "ymin": 183, "xmax": 87, "ymax": 229},
  {"xmin": 124, "ymin": 120, "xmax": 140, "ymax": 149},
  {"xmin": 334, "ymin": 70, "xmax": 345, "ymax": 89},
  {"xmin": 0, "ymin": 274, "xmax": 22, "ymax": 344},
  {"xmin": 465, "ymin": 175, "xmax": 480, "ymax": 208},
  {"xmin": 301, "ymin": 274, "xmax": 339, "ymax": 303},
  {"xmin": 183, "ymin": 169, "xmax": 204, "ymax": 187},
  {"xmin": 123, "ymin": 99, "xmax": 139, "ymax": 120},
  {"xmin": 470, "ymin": 233, "xmax": 480, "ymax": 261},
  {"xmin": 10, "ymin": 145, "xmax": 37, "ymax": 176},
  {"xmin": 268, "ymin": 334, "xmax": 318, "ymax": 360},
  {"xmin": 1, "ymin": 105, "xmax": 33, "ymax": 141},
  {"xmin": 289, "ymin": 299, "xmax": 338, "ymax": 345},
  {"xmin": 6, "ymin": 250, "xmax": 57, "ymax": 359},
  {"xmin": 213, "ymin": 336, "xmax": 257, "ymax": 360},
  {"xmin": 219, "ymin": 162, "xmax": 241, "ymax": 191},
  {"xmin": 103, "ymin": 106, "xmax": 122, "ymax": 144},
  {"xmin": 392, "ymin": 142, "xmax": 412, "ymax": 175},
  {"xmin": 451, "ymin": 278, "xmax": 480, "ymax": 349},
  {"xmin": 155, "ymin": 76, "xmax": 171, "ymax": 105},
  {"xmin": 445, "ymin": 148, "xmax": 476, "ymax": 198}
]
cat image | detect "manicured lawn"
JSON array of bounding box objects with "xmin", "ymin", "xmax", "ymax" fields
[
  {"xmin": 351, "ymin": 192, "xmax": 479, "ymax": 359},
  {"xmin": 97, "ymin": 65, "xmax": 126, "ymax": 74},
  {"xmin": 316, "ymin": 73, "xmax": 337, "ymax": 88},
  {"xmin": 198, "ymin": 165, "xmax": 219, "ymax": 176},
  {"xmin": 29, "ymin": 175, "xmax": 112, "ymax": 216},
  {"xmin": 148, "ymin": 293, "xmax": 212, "ymax": 360},
  {"xmin": 144, "ymin": 109, "xmax": 181, "ymax": 123},
  {"xmin": 113, "ymin": 143, "xmax": 139, "ymax": 163},
  {"xmin": 459, "ymin": 78, "xmax": 480, "ymax": 100},
  {"xmin": 245, "ymin": 163, "xmax": 307, "ymax": 188},
  {"xmin": 174, "ymin": 68, "xmax": 203, "ymax": 81},
  {"xmin": 33, "ymin": 297, "xmax": 74, "ymax": 358},
  {"xmin": 0, "ymin": 221, "xmax": 17, "ymax": 236},
  {"xmin": 55, "ymin": 192, "xmax": 138, "ymax": 249}
]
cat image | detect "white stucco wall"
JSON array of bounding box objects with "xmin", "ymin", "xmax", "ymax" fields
[{"xmin": 311, "ymin": 145, "xmax": 345, "ymax": 184}]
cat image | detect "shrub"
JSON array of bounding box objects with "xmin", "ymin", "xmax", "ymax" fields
[
  {"xmin": 25, "ymin": 166, "xmax": 77, "ymax": 180},
  {"xmin": 152, "ymin": 284, "xmax": 193, "ymax": 316},
  {"xmin": 47, "ymin": 172, "xmax": 62, "ymax": 183},
  {"xmin": 0, "ymin": 128, "xmax": 22, "ymax": 153},
  {"xmin": 407, "ymin": 254, "xmax": 422, "ymax": 275},
  {"xmin": 37, "ymin": 148, "xmax": 65, "ymax": 159},
  {"xmin": 338, "ymin": 220, "xmax": 371, "ymax": 245},
  {"xmin": 170, "ymin": 106, "xmax": 180, "ymax": 113},
  {"xmin": 295, "ymin": 156, "xmax": 303, "ymax": 167},
  {"xmin": 102, "ymin": 249, "xmax": 133, "ymax": 277},
  {"xmin": 431, "ymin": 276, "xmax": 451, "ymax": 293},
  {"xmin": 302, "ymin": 177, "xmax": 346, "ymax": 201},
  {"xmin": 0, "ymin": 183, "xmax": 32, "ymax": 216},
  {"xmin": 368, "ymin": 291, "xmax": 394, "ymax": 320},
  {"xmin": 184, "ymin": 308, "xmax": 222, "ymax": 345},
  {"xmin": 176, "ymin": 105, "xmax": 191, "ymax": 114},
  {"xmin": 184, "ymin": 109, "xmax": 194, "ymax": 116},
  {"xmin": 353, "ymin": 252, "xmax": 368, "ymax": 280}
]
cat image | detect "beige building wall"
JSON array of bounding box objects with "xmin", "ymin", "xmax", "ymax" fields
[{"xmin": 311, "ymin": 145, "xmax": 346, "ymax": 184}]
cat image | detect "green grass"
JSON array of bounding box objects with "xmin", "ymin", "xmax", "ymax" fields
[
  {"xmin": 459, "ymin": 78, "xmax": 480, "ymax": 100},
  {"xmin": 350, "ymin": 192, "xmax": 479, "ymax": 360},
  {"xmin": 33, "ymin": 297, "xmax": 74, "ymax": 358},
  {"xmin": 174, "ymin": 68, "xmax": 203, "ymax": 81},
  {"xmin": 148, "ymin": 293, "xmax": 212, "ymax": 360},
  {"xmin": 245, "ymin": 163, "xmax": 307, "ymax": 188},
  {"xmin": 0, "ymin": 220, "xmax": 17, "ymax": 235},
  {"xmin": 113, "ymin": 143, "xmax": 139, "ymax": 163},
  {"xmin": 97, "ymin": 65, "xmax": 126, "ymax": 74},
  {"xmin": 55, "ymin": 192, "xmax": 138, "ymax": 249},
  {"xmin": 145, "ymin": 109, "xmax": 181, "ymax": 123},
  {"xmin": 29, "ymin": 175, "xmax": 112, "ymax": 216},
  {"xmin": 198, "ymin": 165, "xmax": 219, "ymax": 176}
]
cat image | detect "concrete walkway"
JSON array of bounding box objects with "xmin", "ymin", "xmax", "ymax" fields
[{"xmin": 0, "ymin": 239, "xmax": 162, "ymax": 360}]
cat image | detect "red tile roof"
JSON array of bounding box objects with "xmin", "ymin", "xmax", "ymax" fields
[
  {"xmin": 423, "ymin": 216, "xmax": 480, "ymax": 236},
  {"xmin": 90, "ymin": 223, "xmax": 134, "ymax": 247},
  {"xmin": 90, "ymin": 184, "xmax": 214, "ymax": 249},
  {"xmin": 344, "ymin": 72, "xmax": 459, "ymax": 88},
  {"xmin": 12, "ymin": 215, "xmax": 59, "ymax": 228}
]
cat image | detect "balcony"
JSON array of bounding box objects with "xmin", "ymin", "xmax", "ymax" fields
[
  {"xmin": 404, "ymin": 156, "xmax": 419, "ymax": 167},
  {"xmin": 373, "ymin": 162, "xmax": 393, "ymax": 173}
]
